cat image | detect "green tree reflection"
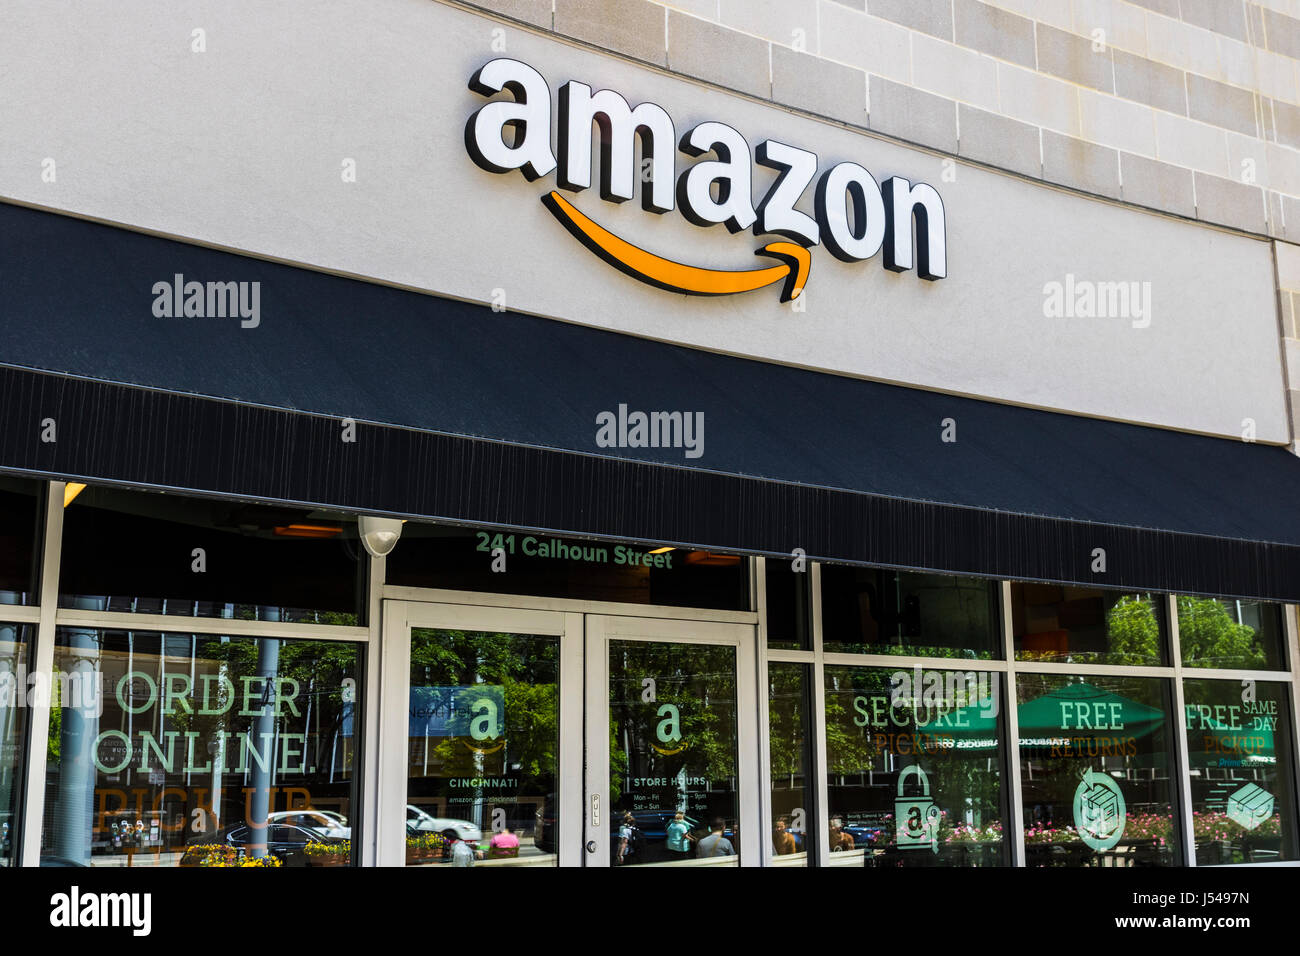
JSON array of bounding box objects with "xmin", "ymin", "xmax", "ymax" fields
[
  {"xmin": 1175, "ymin": 597, "xmax": 1266, "ymax": 669},
  {"xmin": 1105, "ymin": 595, "xmax": 1162, "ymax": 665}
]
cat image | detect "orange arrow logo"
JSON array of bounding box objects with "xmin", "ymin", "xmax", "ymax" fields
[
  {"xmin": 650, "ymin": 741, "xmax": 690, "ymax": 756},
  {"xmin": 462, "ymin": 739, "xmax": 507, "ymax": 755},
  {"xmin": 541, "ymin": 191, "xmax": 810, "ymax": 302}
]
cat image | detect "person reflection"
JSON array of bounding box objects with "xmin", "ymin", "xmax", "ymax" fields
[
  {"xmin": 616, "ymin": 812, "xmax": 641, "ymax": 865},
  {"xmin": 489, "ymin": 825, "xmax": 520, "ymax": 859},
  {"xmin": 695, "ymin": 818, "xmax": 735, "ymax": 859},
  {"xmin": 773, "ymin": 816, "xmax": 797, "ymax": 855},
  {"xmin": 665, "ymin": 811, "xmax": 693, "ymax": 862},
  {"xmin": 445, "ymin": 828, "xmax": 482, "ymax": 867},
  {"xmin": 829, "ymin": 818, "xmax": 855, "ymax": 852}
]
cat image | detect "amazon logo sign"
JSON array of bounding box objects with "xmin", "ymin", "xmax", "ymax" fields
[{"xmin": 464, "ymin": 58, "xmax": 947, "ymax": 303}]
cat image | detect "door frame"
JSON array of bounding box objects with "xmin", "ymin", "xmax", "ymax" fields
[
  {"xmin": 583, "ymin": 614, "xmax": 760, "ymax": 867},
  {"xmin": 377, "ymin": 600, "xmax": 584, "ymax": 867}
]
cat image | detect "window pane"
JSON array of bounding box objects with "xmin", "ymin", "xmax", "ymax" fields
[
  {"xmin": 1183, "ymin": 679, "xmax": 1298, "ymax": 864},
  {"xmin": 0, "ymin": 478, "xmax": 43, "ymax": 605},
  {"xmin": 769, "ymin": 662, "xmax": 813, "ymax": 866},
  {"xmin": 821, "ymin": 566, "xmax": 1000, "ymax": 659},
  {"xmin": 40, "ymin": 629, "xmax": 362, "ymax": 867},
  {"xmin": 1177, "ymin": 597, "xmax": 1286, "ymax": 671},
  {"xmin": 1017, "ymin": 674, "xmax": 1180, "ymax": 866},
  {"xmin": 824, "ymin": 665, "xmax": 1007, "ymax": 867},
  {"xmin": 1011, "ymin": 584, "xmax": 1167, "ymax": 666},
  {"xmin": 1, "ymin": 623, "xmax": 33, "ymax": 864},
  {"xmin": 388, "ymin": 524, "xmax": 750, "ymax": 611},
  {"xmin": 609, "ymin": 641, "xmax": 740, "ymax": 866},
  {"xmin": 406, "ymin": 629, "xmax": 559, "ymax": 867},
  {"xmin": 765, "ymin": 561, "xmax": 811, "ymax": 650},
  {"xmin": 59, "ymin": 486, "xmax": 365, "ymax": 624}
]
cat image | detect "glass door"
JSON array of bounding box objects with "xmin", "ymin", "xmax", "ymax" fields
[
  {"xmin": 584, "ymin": 615, "xmax": 758, "ymax": 867},
  {"xmin": 377, "ymin": 602, "xmax": 584, "ymax": 866}
]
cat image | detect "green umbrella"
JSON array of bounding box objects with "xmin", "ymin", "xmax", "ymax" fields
[
  {"xmin": 886, "ymin": 682, "xmax": 1171, "ymax": 756},
  {"xmin": 900, "ymin": 693, "xmax": 1000, "ymax": 752},
  {"xmin": 1014, "ymin": 682, "xmax": 1167, "ymax": 765},
  {"xmin": 1017, "ymin": 681, "xmax": 1165, "ymax": 737}
]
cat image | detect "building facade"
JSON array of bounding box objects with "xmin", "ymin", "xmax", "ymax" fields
[{"xmin": 1, "ymin": 0, "xmax": 1299, "ymax": 867}]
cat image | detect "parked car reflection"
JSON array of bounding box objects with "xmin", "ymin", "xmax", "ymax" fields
[
  {"xmin": 405, "ymin": 804, "xmax": 483, "ymax": 842},
  {"xmin": 840, "ymin": 822, "xmax": 885, "ymax": 848},
  {"xmin": 180, "ymin": 823, "xmax": 348, "ymax": 867},
  {"xmin": 268, "ymin": 809, "xmax": 350, "ymax": 839}
]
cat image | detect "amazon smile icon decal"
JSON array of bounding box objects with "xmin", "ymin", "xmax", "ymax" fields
[{"xmin": 465, "ymin": 58, "xmax": 947, "ymax": 302}]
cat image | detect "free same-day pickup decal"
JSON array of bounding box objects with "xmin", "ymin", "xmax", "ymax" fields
[{"xmin": 464, "ymin": 59, "xmax": 947, "ymax": 302}]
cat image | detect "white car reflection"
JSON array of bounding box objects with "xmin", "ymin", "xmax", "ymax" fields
[
  {"xmin": 268, "ymin": 810, "xmax": 351, "ymax": 840},
  {"xmin": 406, "ymin": 805, "xmax": 483, "ymax": 842}
]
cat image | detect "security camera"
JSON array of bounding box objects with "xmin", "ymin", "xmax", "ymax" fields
[{"xmin": 358, "ymin": 516, "xmax": 403, "ymax": 558}]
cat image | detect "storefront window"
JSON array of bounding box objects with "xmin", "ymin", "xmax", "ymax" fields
[
  {"xmin": 0, "ymin": 477, "xmax": 43, "ymax": 605},
  {"xmin": 765, "ymin": 560, "xmax": 811, "ymax": 650},
  {"xmin": 40, "ymin": 629, "xmax": 362, "ymax": 867},
  {"xmin": 823, "ymin": 665, "xmax": 1007, "ymax": 866},
  {"xmin": 405, "ymin": 629, "xmax": 559, "ymax": 866},
  {"xmin": 59, "ymin": 486, "xmax": 365, "ymax": 624},
  {"xmin": 768, "ymin": 662, "xmax": 813, "ymax": 865},
  {"xmin": 389, "ymin": 524, "xmax": 750, "ymax": 610},
  {"xmin": 1177, "ymin": 597, "xmax": 1286, "ymax": 671},
  {"xmin": 609, "ymin": 641, "xmax": 740, "ymax": 866},
  {"xmin": 1, "ymin": 624, "xmax": 33, "ymax": 864},
  {"xmin": 1017, "ymin": 674, "xmax": 1180, "ymax": 866},
  {"xmin": 821, "ymin": 566, "xmax": 1000, "ymax": 659},
  {"xmin": 1183, "ymin": 678, "xmax": 1297, "ymax": 864},
  {"xmin": 1011, "ymin": 584, "xmax": 1167, "ymax": 666}
]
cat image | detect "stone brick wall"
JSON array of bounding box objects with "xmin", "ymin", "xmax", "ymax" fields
[{"xmin": 456, "ymin": 0, "xmax": 1300, "ymax": 239}]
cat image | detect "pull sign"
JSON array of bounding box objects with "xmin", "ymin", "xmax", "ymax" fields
[{"xmin": 590, "ymin": 793, "xmax": 601, "ymax": 828}]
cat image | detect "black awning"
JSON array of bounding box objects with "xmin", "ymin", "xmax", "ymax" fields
[{"xmin": 3, "ymin": 200, "xmax": 1299, "ymax": 600}]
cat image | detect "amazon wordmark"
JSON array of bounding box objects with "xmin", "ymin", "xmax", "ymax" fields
[{"xmin": 464, "ymin": 57, "xmax": 946, "ymax": 280}]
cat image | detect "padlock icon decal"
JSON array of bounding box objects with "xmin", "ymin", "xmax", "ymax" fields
[{"xmin": 894, "ymin": 765, "xmax": 941, "ymax": 853}]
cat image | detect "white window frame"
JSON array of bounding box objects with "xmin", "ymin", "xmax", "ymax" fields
[
  {"xmin": 8, "ymin": 482, "xmax": 1300, "ymax": 869},
  {"xmin": 799, "ymin": 569, "xmax": 1300, "ymax": 869},
  {"xmin": 376, "ymin": 599, "xmax": 582, "ymax": 867},
  {"xmin": 583, "ymin": 612, "xmax": 759, "ymax": 867},
  {"xmin": 17, "ymin": 481, "xmax": 376, "ymax": 867}
]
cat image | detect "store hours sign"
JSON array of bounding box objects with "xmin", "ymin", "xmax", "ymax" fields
[{"xmin": 464, "ymin": 58, "xmax": 948, "ymax": 303}]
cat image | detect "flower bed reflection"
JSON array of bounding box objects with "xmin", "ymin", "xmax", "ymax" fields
[
  {"xmin": 405, "ymin": 832, "xmax": 447, "ymax": 865},
  {"xmin": 945, "ymin": 821, "xmax": 1003, "ymax": 844},
  {"xmin": 854, "ymin": 812, "xmax": 1006, "ymax": 866},
  {"xmin": 1025, "ymin": 812, "xmax": 1173, "ymax": 844},
  {"xmin": 1024, "ymin": 813, "xmax": 1175, "ymax": 866},
  {"xmin": 178, "ymin": 844, "xmax": 283, "ymax": 867},
  {"xmin": 306, "ymin": 839, "xmax": 351, "ymax": 866},
  {"xmin": 1193, "ymin": 811, "xmax": 1283, "ymax": 864}
]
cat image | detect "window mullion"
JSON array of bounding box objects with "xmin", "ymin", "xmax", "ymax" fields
[
  {"xmin": 19, "ymin": 481, "xmax": 65, "ymax": 867},
  {"xmin": 1001, "ymin": 580, "xmax": 1026, "ymax": 868},
  {"xmin": 1168, "ymin": 593, "xmax": 1197, "ymax": 867},
  {"xmin": 810, "ymin": 562, "xmax": 830, "ymax": 868}
]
